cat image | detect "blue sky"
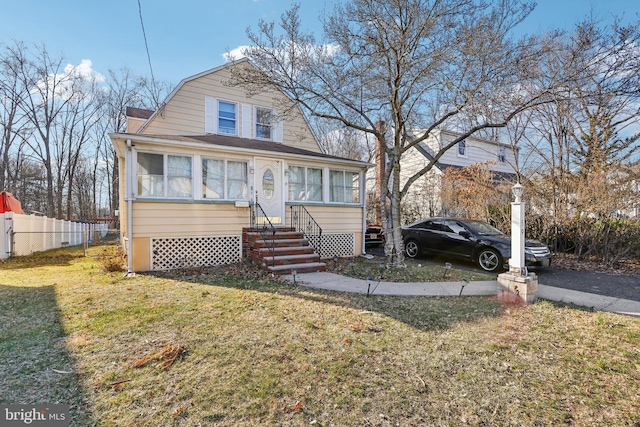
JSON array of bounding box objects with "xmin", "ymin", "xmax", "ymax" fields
[{"xmin": 1, "ymin": 0, "xmax": 637, "ymax": 85}]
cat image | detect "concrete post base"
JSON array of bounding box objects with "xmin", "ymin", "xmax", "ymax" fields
[{"xmin": 497, "ymin": 271, "xmax": 538, "ymax": 304}]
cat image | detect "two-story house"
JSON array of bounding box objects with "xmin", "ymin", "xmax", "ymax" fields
[
  {"xmin": 111, "ymin": 59, "xmax": 370, "ymax": 272},
  {"xmin": 368, "ymin": 129, "xmax": 517, "ymax": 223}
]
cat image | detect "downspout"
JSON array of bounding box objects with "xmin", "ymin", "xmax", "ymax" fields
[
  {"xmin": 125, "ymin": 139, "xmax": 134, "ymax": 275},
  {"xmin": 361, "ymin": 170, "xmax": 367, "ymax": 256}
]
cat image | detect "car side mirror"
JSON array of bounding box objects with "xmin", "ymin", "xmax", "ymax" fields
[{"xmin": 459, "ymin": 231, "xmax": 471, "ymax": 239}]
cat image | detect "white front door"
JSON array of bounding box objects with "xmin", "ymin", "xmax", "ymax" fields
[{"xmin": 254, "ymin": 158, "xmax": 284, "ymax": 225}]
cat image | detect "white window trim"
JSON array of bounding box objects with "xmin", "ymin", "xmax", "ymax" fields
[
  {"xmin": 329, "ymin": 169, "xmax": 361, "ymax": 205},
  {"xmin": 288, "ymin": 165, "xmax": 324, "ymax": 203},
  {"xmin": 217, "ymin": 100, "xmax": 238, "ymax": 136},
  {"xmin": 136, "ymin": 151, "xmax": 194, "ymax": 199},
  {"xmin": 204, "ymin": 97, "xmax": 239, "ymax": 136},
  {"xmin": 254, "ymin": 105, "xmax": 284, "ymax": 142},
  {"xmin": 254, "ymin": 106, "xmax": 274, "ymax": 141},
  {"xmin": 202, "ymin": 157, "xmax": 249, "ymax": 201},
  {"xmin": 457, "ymin": 140, "xmax": 468, "ymax": 158}
]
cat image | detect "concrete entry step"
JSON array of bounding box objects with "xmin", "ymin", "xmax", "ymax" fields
[{"xmin": 267, "ymin": 262, "xmax": 327, "ymax": 275}]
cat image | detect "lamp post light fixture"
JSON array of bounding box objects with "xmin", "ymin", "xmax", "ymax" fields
[
  {"xmin": 367, "ymin": 275, "xmax": 375, "ymax": 296},
  {"xmin": 511, "ymin": 182, "xmax": 524, "ymax": 203},
  {"xmin": 291, "ymin": 269, "xmax": 297, "ymax": 285},
  {"xmin": 442, "ymin": 262, "xmax": 452, "ymax": 279}
]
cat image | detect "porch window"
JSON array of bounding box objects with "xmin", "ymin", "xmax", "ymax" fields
[
  {"xmin": 202, "ymin": 159, "xmax": 224, "ymax": 198},
  {"xmin": 218, "ymin": 101, "xmax": 237, "ymax": 135},
  {"xmin": 329, "ymin": 170, "xmax": 360, "ymax": 204},
  {"xmin": 202, "ymin": 158, "xmax": 248, "ymax": 200},
  {"xmin": 167, "ymin": 155, "xmax": 192, "ymax": 197},
  {"xmin": 288, "ymin": 166, "xmax": 323, "ymax": 202},
  {"xmin": 137, "ymin": 152, "xmax": 192, "ymax": 198},
  {"xmin": 255, "ymin": 107, "xmax": 273, "ymax": 140},
  {"xmin": 137, "ymin": 153, "xmax": 164, "ymax": 197},
  {"xmin": 228, "ymin": 161, "xmax": 248, "ymax": 199}
]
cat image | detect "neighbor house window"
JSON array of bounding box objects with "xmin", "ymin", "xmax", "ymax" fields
[
  {"xmin": 218, "ymin": 101, "xmax": 237, "ymax": 135},
  {"xmin": 137, "ymin": 152, "xmax": 192, "ymax": 198},
  {"xmin": 202, "ymin": 158, "xmax": 248, "ymax": 200},
  {"xmin": 288, "ymin": 166, "xmax": 323, "ymax": 202},
  {"xmin": 457, "ymin": 140, "xmax": 467, "ymax": 157},
  {"xmin": 255, "ymin": 107, "xmax": 273, "ymax": 140},
  {"xmin": 498, "ymin": 147, "xmax": 507, "ymax": 162},
  {"xmin": 330, "ymin": 170, "xmax": 360, "ymax": 204}
]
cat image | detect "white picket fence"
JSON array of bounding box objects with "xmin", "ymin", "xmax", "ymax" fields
[{"xmin": 0, "ymin": 212, "xmax": 108, "ymax": 259}]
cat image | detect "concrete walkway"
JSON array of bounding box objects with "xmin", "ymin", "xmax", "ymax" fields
[{"xmin": 285, "ymin": 272, "xmax": 640, "ymax": 317}]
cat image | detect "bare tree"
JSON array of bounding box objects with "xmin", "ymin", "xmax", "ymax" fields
[
  {"xmin": 315, "ymin": 119, "xmax": 375, "ymax": 161},
  {"xmin": 0, "ymin": 41, "xmax": 32, "ymax": 192},
  {"xmin": 54, "ymin": 70, "xmax": 105, "ymax": 219},
  {"xmin": 8, "ymin": 43, "xmax": 79, "ymax": 217},
  {"xmin": 231, "ymin": 0, "xmax": 573, "ymax": 266}
]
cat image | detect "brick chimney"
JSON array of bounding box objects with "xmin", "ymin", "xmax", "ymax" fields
[{"xmin": 374, "ymin": 121, "xmax": 386, "ymax": 225}]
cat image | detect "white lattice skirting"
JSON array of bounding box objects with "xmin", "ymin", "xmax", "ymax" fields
[
  {"xmin": 151, "ymin": 235, "xmax": 241, "ymax": 270},
  {"xmin": 309, "ymin": 233, "xmax": 355, "ymax": 259}
]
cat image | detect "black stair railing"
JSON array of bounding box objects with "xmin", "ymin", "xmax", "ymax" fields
[
  {"xmin": 251, "ymin": 196, "xmax": 276, "ymax": 268},
  {"xmin": 289, "ymin": 204, "xmax": 322, "ymax": 257}
]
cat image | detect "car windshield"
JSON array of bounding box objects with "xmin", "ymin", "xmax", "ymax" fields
[{"xmin": 464, "ymin": 220, "xmax": 506, "ymax": 236}]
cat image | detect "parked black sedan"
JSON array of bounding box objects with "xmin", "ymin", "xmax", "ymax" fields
[
  {"xmin": 402, "ymin": 218, "xmax": 552, "ymax": 272},
  {"xmin": 365, "ymin": 223, "xmax": 384, "ymax": 247}
]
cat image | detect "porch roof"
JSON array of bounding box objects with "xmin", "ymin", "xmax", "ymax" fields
[{"xmin": 111, "ymin": 132, "xmax": 372, "ymax": 168}]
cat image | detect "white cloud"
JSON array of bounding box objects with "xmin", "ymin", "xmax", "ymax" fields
[
  {"xmin": 223, "ymin": 46, "xmax": 249, "ymax": 62},
  {"xmin": 35, "ymin": 59, "xmax": 106, "ymax": 101},
  {"xmin": 65, "ymin": 59, "xmax": 106, "ymax": 83}
]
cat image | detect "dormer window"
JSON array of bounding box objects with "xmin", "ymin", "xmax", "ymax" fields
[
  {"xmin": 255, "ymin": 107, "xmax": 273, "ymax": 140},
  {"xmin": 457, "ymin": 140, "xmax": 467, "ymax": 157},
  {"xmin": 218, "ymin": 101, "xmax": 237, "ymax": 135}
]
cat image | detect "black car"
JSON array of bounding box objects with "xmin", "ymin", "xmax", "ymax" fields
[
  {"xmin": 365, "ymin": 224, "xmax": 384, "ymax": 247},
  {"xmin": 401, "ymin": 218, "xmax": 552, "ymax": 272}
]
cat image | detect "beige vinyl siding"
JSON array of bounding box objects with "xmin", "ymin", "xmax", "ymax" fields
[
  {"xmin": 131, "ymin": 202, "xmax": 250, "ymax": 237},
  {"xmin": 126, "ymin": 117, "xmax": 146, "ymax": 133},
  {"xmin": 286, "ymin": 204, "xmax": 364, "ymax": 256},
  {"xmin": 141, "ymin": 67, "xmax": 321, "ymax": 153},
  {"xmin": 285, "ymin": 204, "xmax": 363, "ymax": 234}
]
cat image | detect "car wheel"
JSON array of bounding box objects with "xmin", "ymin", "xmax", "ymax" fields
[
  {"xmin": 477, "ymin": 248, "xmax": 502, "ymax": 272},
  {"xmin": 405, "ymin": 239, "xmax": 421, "ymax": 258}
]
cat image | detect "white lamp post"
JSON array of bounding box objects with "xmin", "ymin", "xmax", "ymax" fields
[
  {"xmin": 510, "ymin": 183, "xmax": 525, "ymax": 276},
  {"xmin": 498, "ymin": 182, "xmax": 538, "ymax": 303}
]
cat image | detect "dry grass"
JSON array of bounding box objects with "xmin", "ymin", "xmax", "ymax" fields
[
  {"xmin": 1, "ymin": 245, "xmax": 639, "ymax": 426},
  {"xmin": 327, "ymin": 254, "xmax": 496, "ymax": 282}
]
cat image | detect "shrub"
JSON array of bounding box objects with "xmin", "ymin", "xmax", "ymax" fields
[{"xmin": 100, "ymin": 247, "xmax": 127, "ymax": 272}]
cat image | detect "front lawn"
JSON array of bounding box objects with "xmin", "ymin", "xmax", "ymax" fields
[{"xmin": 1, "ymin": 245, "xmax": 639, "ymax": 426}]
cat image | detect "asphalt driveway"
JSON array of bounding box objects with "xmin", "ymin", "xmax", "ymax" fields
[{"xmin": 365, "ymin": 245, "xmax": 640, "ymax": 302}]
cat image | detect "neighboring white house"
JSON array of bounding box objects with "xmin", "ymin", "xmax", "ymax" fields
[{"xmin": 367, "ymin": 129, "xmax": 517, "ymax": 223}]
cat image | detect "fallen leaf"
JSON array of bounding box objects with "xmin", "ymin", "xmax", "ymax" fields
[{"xmin": 286, "ymin": 400, "xmax": 303, "ymax": 413}]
